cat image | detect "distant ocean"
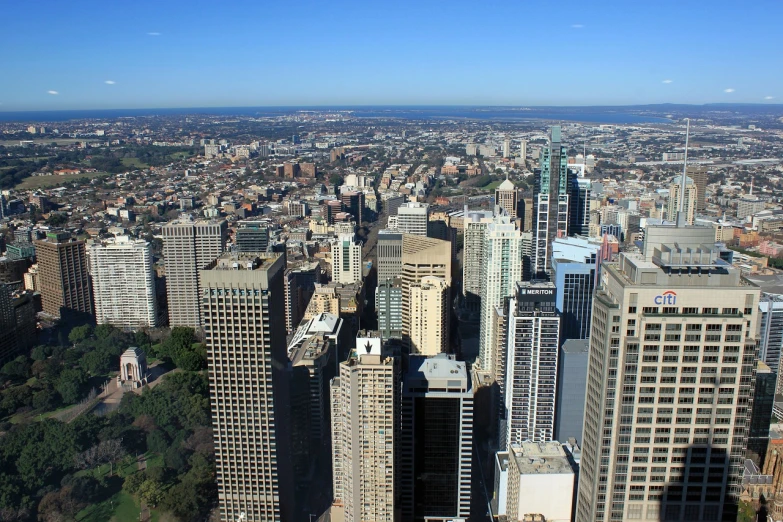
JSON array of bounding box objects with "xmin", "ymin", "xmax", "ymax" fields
[{"xmin": 0, "ymin": 106, "xmax": 673, "ymax": 124}]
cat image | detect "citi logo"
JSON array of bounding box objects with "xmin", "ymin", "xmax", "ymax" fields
[{"xmin": 654, "ymin": 291, "xmax": 677, "ymax": 305}]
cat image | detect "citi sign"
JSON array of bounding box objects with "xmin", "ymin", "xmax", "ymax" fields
[{"xmin": 654, "ymin": 290, "xmax": 677, "ymax": 305}]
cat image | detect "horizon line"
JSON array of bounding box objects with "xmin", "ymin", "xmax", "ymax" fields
[{"xmin": 1, "ymin": 102, "xmax": 783, "ymax": 115}]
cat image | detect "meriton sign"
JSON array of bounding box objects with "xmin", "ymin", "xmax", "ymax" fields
[{"xmin": 654, "ymin": 290, "xmax": 677, "ymax": 305}]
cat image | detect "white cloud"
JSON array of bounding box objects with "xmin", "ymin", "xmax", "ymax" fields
[
  {"xmin": 724, "ymin": 88, "xmax": 735, "ymax": 93},
  {"xmin": 147, "ymin": 32, "xmax": 161, "ymax": 36},
  {"xmin": 765, "ymin": 96, "xmax": 775, "ymax": 100},
  {"xmin": 105, "ymin": 80, "xmax": 116, "ymax": 85},
  {"xmin": 571, "ymin": 24, "xmax": 584, "ymax": 28},
  {"xmin": 47, "ymin": 90, "xmax": 59, "ymax": 95},
  {"xmin": 662, "ymin": 79, "xmax": 673, "ymax": 84}
]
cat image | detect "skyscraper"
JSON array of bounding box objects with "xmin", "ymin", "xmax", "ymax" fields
[
  {"xmin": 495, "ymin": 179, "xmax": 520, "ymax": 218},
  {"xmin": 396, "ymin": 202, "xmax": 430, "ymax": 237},
  {"xmin": 687, "ymin": 165, "xmax": 709, "ymax": 213},
  {"xmin": 201, "ymin": 253, "xmax": 294, "ymax": 522},
  {"xmin": 552, "ymin": 236, "xmax": 600, "ymax": 341},
  {"xmin": 400, "ymin": 235, "xmax": 452, "ymax": 352},
  {"xmin": 34, "ymin": 231, "xmax": 92, "ymax": 319},
  {"xmin": 502, "ymin": 137, "xmax": 511, "ymax": 159},
  {"xmin": 331, "ymin": 234, "xmax": 362, "ymax": 285},
  {"xmin": 503, "ymin": 281, "xmax": 560, "ymax": 448},
  {"xmin": 462, "ymin": 208, "xmax": 494, "ymax": 309},
  {"xmin": 89, "ymin": 236, "xmax": 157, "ymax": 328},
  {"xmin": 376, "ymin": 278, "xmax": 403, "ymax": 339},
  {"xmin": 532, "ymin": 126, "xmax": 570, "ymax": 278},
  {"xmin": 478, "ymin": 215, "xmax": 524, "ymax": 372},
  {"xmin": 331, "ymin": 333, "xmax": 399, "ymax": 522},
  {"xmin": 667, "ymin": 176, "xmax": 697, "ymax": 225},
  {"xmin": 408, "ymin": 275, "xmax": 449, "ymax": 355},
  {"xmin": 554, "ymin": 338, "xmax": 589, "ymax": 443},
  {"xmin": 377, "ymin": 232, "xmax": 403, "ymax": 283},
  {"xmin": 163, "ymin": 217, "xmax": 227, "ymax": 328},
  {"xmin": 576, "ymin": 226, "xmax": 760, "ymax": 522},
  {"xmin": 758, "ymin": 294, "xmax": 783, "ymax": 375},
  {"xmin": 569, "ymin": 177, "xmax": 592, "ymax": 237},
  {"xmin": 400, "ymin": 354, "xmax": 474, "ymax": 521}
]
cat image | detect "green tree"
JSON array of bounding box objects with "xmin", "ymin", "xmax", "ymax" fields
[
  {"xmin": 55, "ymin": 368, "xmax": 87, "ymax": 404},
  {"xmin": 30, "ymin": 345, "xmax": 52, "ymax": 361},
  {"xmin": 68, "ymin": 325, "xmax": 93, "ymax": 345},
  {"xmin": 160, "ymin": 482, "xmax": 200, "ymax": 520},
  {"xmin": 138, "ymin": 480, "xmax": 165, "ymax": 507},
  {"xmin": 1, "ymin": 356, "xmax": 30, "ymax": 380},
  {"xmin": 146, "ymin": 430, "xmax": 170, "ymax": 455},
  {"xmin": 94, "ymin": 323, "xmax": 116, "ymax": 341},
  {"xmin": 123, "ymin": 472, "xmax": 145, "ymax": 495},
  {"xmin": 32, "ymin": 388, "xmax": 57, "ymax": 410}
]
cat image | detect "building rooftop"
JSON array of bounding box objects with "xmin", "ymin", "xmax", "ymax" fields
[
  {"xmin": 510, "ymin": 442, "xmax": 575, "ymax": 476},
  {"xmin": 562, "ymin": 339, "xmax": 590, "ymax": 354},
  {"xmin": 210, "ymin": 252, "xmax": 280, "ymax": 271}
]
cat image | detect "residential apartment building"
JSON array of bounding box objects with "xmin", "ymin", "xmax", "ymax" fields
[
  {"xmin": 331, "ymin": 334, "xmax": 400, "ymax": 522},
  {"xmin": 478, "ymin": 215, "xmax": 524, "ymax": 372},
  {"xmin": 89, "ymin": 236, "xmax": 157, "ymax": 328},
  {"xmin": 503, "ymin": 281, "xmax": 560, "ymax": 449},
  {"xmin": 462, "ymin": 208, "xmax": 494, "ymax": 308}
]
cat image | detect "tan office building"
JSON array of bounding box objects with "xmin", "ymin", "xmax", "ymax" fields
[
  {"xmin": 408, "ymin": 276, "xmax": 449, "ymax": 355},
  {"xmin": 162, "ymin": 217, "xmax": 226, "ymax": 328},
  {"xmin": 576, "ymin": 226, "xmax": 760, "ymax": 522},
  {"xmin": 400, "ymin": 235, "xmax": 451, "ymax": 352},
  {"xmin": 201, "ymin": 253, "xmax": 294, "ymax": 522},
  {"xmin": 35, "ymin": 231, "xmax": 92, "ymax": 318}
]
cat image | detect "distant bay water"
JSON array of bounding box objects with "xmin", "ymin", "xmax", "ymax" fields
[{"xmin": 0, "ymin": 105, "xmax": 672, "ymax": 124}]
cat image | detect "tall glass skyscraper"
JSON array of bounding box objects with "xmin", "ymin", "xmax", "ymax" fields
[
  {"xmin": 532, "ymin": 126, "xmax": 570, "ymax": 278},
  {"xmin": 552, "ymin": 236, "xmax": 601, "ymax": 342}
]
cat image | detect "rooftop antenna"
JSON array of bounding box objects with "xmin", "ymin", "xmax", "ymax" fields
[{"xmin": 676, "ymin": 118, "xmax": 691, "ymax": 227}]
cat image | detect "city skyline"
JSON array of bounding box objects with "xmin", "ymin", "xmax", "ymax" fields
[{"xmin": 1, "ymin": 0, "xmax": 781, "ymax": 110}]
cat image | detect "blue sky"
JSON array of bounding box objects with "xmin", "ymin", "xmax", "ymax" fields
[{"xmin": 1, "ymin": 0, "xmax": 781, "ymax": 110}]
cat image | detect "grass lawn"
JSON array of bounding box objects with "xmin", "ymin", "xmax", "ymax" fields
[
  {"xmin": 16, "ymin": 171, "xmax": 109, "ymax": 190},
  {"xmin": 121, "ymin": 157, "xmax": 148, "ymax": 169},
  {"xmin": 76, "ymin": 490, "xmax": 160, "ymax": 522},
  {"xmin": 168, "ymin": 151, "xmax": 193, "ymax": 160},
  {"xmin": 482, "ymin": 180, "xmax": 503, "ymax": 191}
]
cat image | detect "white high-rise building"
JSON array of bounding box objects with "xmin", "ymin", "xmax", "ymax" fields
[
  {"xmin": 462, "ymin": 208, "xmax": 494, "ymax": 306},
  {"xmin": 408, "ymin": 276, "xmax": 449, "ymax": 355},
  {"xmin": 503, "ymin": 281, "xmax": 560, "ymax": 448},
  {"xmin": 396, "ymin": 202, "xmax": 430, "ymax": 237},
  {"xmin": 478, "ymin": 214, "xmax": 524, "ymax": 372},
  {"xmin": 331, "ymin": 234, "xmax": 362, "ymax": 285},
  {"xmin": 89, "ymin": 237, "xmax": 157, "ymax": 328},
  {"xmin": 576, "ymin": 226, "xmax": 760, "ymax": 522},
  {"xmin": 162, "ymin": 216, "xmax": 227, "ymax": 328},
  {"xmin": 503, "ymin": 138, "xmax": 511, "ymax": 158},
  {"xmin": 331, "ymin": 333, "xmax": 399, "ymax": 522}
]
